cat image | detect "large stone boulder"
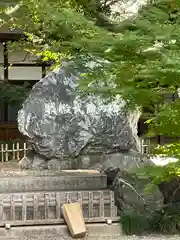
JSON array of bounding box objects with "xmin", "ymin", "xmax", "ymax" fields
[
  {"xmin": 90, "ymin": 151, "xmax": 164, "ymax": 215},
  {"xmin": 18, "ymin": 65, "xmax": 141, "ymax": 168}
]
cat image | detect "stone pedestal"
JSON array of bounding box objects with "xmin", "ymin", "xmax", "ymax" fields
[{"xmin": 0, "ymin": 168, "xmax": 119, "ymax": 240}]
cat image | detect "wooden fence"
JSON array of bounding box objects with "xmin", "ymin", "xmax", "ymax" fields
[
  {"xmin": 0, "ymin": 142, "xmax": 27, "ymax": 162},
  {"xmin": 140, "ymin": 138, "xmax": 151, "ymax": 154},
  {"xmin": 0, "ymin": 139, "xmax": 151, "ymax": 162}
]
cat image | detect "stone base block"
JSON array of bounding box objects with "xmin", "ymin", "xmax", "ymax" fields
[{"xmin": 0, "ymin": 170, "xmax": 107, "ymax": 193}]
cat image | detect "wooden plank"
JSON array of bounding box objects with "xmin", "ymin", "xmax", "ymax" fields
[{"xmin": 61, "ymin": 202, "xmax": 86, "ymax": 238}]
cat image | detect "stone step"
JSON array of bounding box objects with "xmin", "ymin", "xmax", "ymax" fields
[
  {"xmin": 0, "ymin": 190, "xmax": 118, "ymax": 226},
  {"xmin": 0, "ymin": 170, "xmax": 107, "ymax": 193},
  {"xmin": 0, "ymin": 224, "xmax": 122, "ymax": 240},
  {"xmin": 0, "ymin": 224, "xmax": 178, "ymax": 240}
]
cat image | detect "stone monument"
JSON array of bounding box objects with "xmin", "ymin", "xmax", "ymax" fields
[
  {"xmin": 17, "ymin": 63, "xmax": 164, "ymax": 217},
  {"xmin": 18, "ymin": 64, "xmax": 141, "ymax": 170}
]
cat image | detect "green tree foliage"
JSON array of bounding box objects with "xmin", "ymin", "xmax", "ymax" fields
[
  {"xmin": 1, "ymin": 0, "xmax": 180, "ymax": 154},
  {"xmin": 1, "ymin": 0, "xmax": 179, "ymax": 105}
]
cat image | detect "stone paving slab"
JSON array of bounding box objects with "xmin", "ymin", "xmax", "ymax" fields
[{"xmin": 0, "ymin": 162, "xmax": 20, "ymax": 171}]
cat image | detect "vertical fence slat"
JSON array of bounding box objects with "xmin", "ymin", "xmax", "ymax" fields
[
  {"xmin": 16, "ymin": 142, "xmax": 20, "ymax": 160},
  {"xmin": 24, "ymin": 142, "xmax": 27, "ymax": 157},
  {"xmin": 0, "ymin": 142, "xmax": 27, "ymax": 162},
  {"xmin": 12, "ymin": 143, "xmax": 15, "ymax": 160},
  {"xmin": 1, "ymin": 144, "xmax": 4, "ymax": 162},
  {"xmin": 140, "ymin": 138, "xmax": 151, "ymax": 154},
  {"xmin": 5, "ymin": 144, "xmax": 8, "ymax": 162}
]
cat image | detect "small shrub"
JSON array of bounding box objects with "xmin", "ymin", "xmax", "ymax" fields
[
  {"xmin": 120, "ymin": 213, "xmax": 150, "ymax": 235},
  {"xmin": 120, "ymin": 202, "xmax": 180, "ymax": 235},
  {"xmin": 150, "ymin": 211, "xmax": 179, "ymax": 234}
]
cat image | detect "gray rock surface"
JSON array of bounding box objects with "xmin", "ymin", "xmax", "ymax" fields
[
  {"xmin": 18, "ymin": 66, "xmax": 141, "ymax": 165},
  {"xmin": 90, "ymin": 152, "xmax": 164, "ymax": 215}
]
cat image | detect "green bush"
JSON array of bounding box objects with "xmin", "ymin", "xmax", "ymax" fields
[{"xmin": 120, "ymin": 203, "xmax": 180, "ymax": 235}]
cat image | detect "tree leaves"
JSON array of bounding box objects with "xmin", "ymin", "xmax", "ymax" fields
[{"xmin": 1, "ymin": 0, "xmax": 180, "ymax": 140}]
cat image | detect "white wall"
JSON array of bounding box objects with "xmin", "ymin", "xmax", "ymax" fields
[
  {"xmin": 0, "ymin": 42, "xmax": 44, "ymax": 122},
  {"xmin": 0, "ymin": 43, "xmax": 42, "ymax": 80},
  {"xmin": 8, "ymin": 66, "xmax": 42, "ymax": 80}
]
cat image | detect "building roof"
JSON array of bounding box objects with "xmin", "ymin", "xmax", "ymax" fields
[{"xmin": 0, "ymin": 29, "xmax": 23, "ymax": 41}]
